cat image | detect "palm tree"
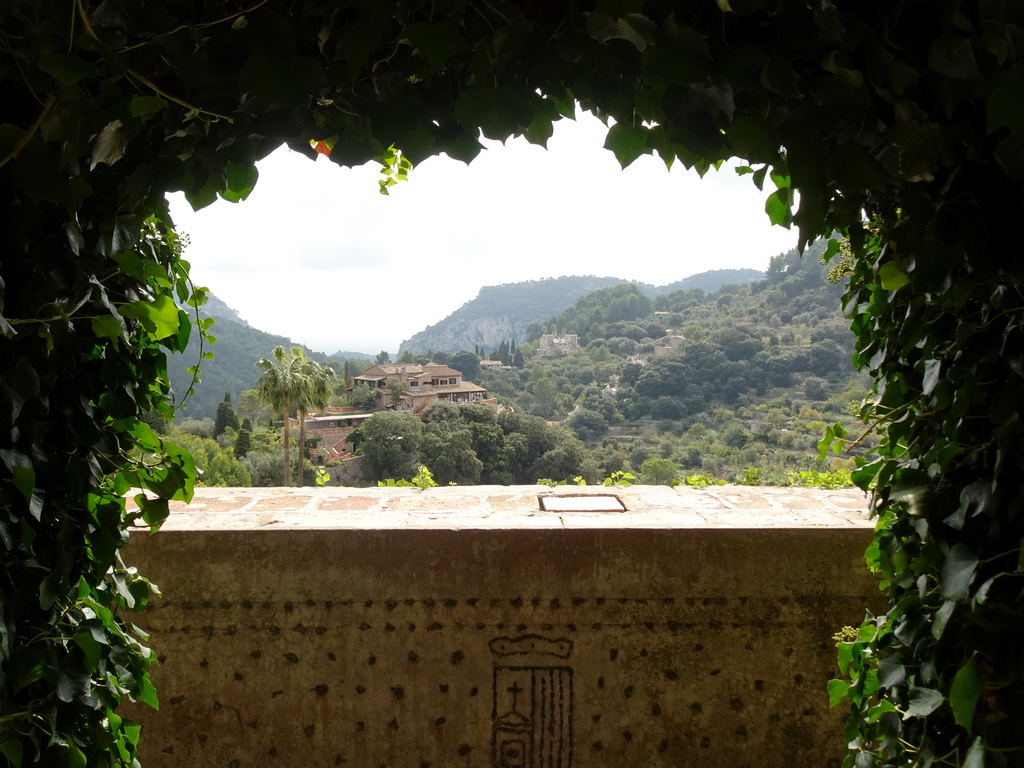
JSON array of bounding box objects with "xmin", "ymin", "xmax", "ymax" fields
[
  {"xmin": 293, "ymin": 356, "xmax": 335, "ymax": 486},
  {"xmin": 256, "ymin": 346, "xmax": 336, "ymax": 486}
]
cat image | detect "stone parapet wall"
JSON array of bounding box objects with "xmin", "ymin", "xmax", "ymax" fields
[{"xmin": 126, "ymin": 486, "xmax": 880, "ymax": 768}]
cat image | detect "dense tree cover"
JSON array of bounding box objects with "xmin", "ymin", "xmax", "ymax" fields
[
  {"xmin": 163, "ymin": 430, "xmax": 251, "ymax": 487},
  {"xmin": 355, "ymin": 411, "xmax": 425, "ymax": 481},
  {"xmin": 469, "ymin": 245, "xmax": 871, "ymax": 481},
  {"xmin": 526, "ymin": 283, "xmax": 655, "ymax": 345},
  {"xmin": 3, "ymin": 2, "xmax": 1023, "ymax": 766},
  {"xmin": 350, "ymin": 402, "xmax": 589, "ymax": 485}
]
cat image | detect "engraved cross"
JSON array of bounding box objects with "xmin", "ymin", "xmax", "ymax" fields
[{"xmin": 507, "ymin": 681, "xmax": 524, "ymax": 713}]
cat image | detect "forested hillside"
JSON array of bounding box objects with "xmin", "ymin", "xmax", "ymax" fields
[
  {"xmin": 166, "ymin": 295, "xmax": 361, "ymax": 420},
  {"xmin": 398, "ymin": 270, "xmax": 763, "ymax": 355},
  {"xmin": 469, "ymin": 241, "xmax": 871, "ymax": 483}
]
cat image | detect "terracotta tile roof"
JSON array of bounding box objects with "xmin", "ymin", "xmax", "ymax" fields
[
  {"xmin": 358, "ymin": 363, "xmax": 464, "ymax": 379},
  {"xmin": 412, "ymin": 382, "xmax": 487, "ymax": 396},
  {"xmin": 420, "ymin": 365, "xmax": 462, "ymax": 377}
]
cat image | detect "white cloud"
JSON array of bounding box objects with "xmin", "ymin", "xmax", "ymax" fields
[{"xmin": 168, "ymin": 111, "xmax": 798, "ymax": 354}]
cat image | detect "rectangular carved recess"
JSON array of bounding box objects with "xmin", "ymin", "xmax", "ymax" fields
[{"xmin": 538, "ymin": 495, "xmax": 627, "ymax": 513}]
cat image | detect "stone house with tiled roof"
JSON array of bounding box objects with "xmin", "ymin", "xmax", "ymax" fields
[
  {"xmin": 352, "ymin": 363, "xmax": 488, "ymax": 414},
  {"xmin": 538, "ymin": 333, "xmax": 582, "ymax": 357}
]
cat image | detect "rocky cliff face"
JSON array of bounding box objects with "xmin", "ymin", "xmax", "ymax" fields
[
  {"xmin": 402, "ymin": 315, "xmax": 527, "ymax": 355},
  {"xmin": 399, "ymin": 276, "xmax": 626, "ymax": 354}
]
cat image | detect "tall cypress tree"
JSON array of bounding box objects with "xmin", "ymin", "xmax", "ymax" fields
[{"xmin": 214, "ymin": 393, "xmax": 239, "ymax": 438}]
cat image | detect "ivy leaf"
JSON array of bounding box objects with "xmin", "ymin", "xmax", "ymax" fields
[
  {"xmin": 63, "ymin": 743, "xmax": 87, "ymax": 768},
  {"xmin": 877, "ymin": 654, "xmax": 906, "ymax": 688},
  {"xmin": 239, "ymin": 55, "xmax": 327, "ymax": 106},
  {"xmin": 905, "ymin": 686, "xmax": 944, "ymax": 718},
  {"xmin": 761, "ymin": 54, "xmax": 801, "ymax": 96},
  {"xmin": 10, "ymin": 647, "xmax": 46, "ymax": 692},
  {"xmin": 119, "ymin": 295, "xmax": 180, "ymax": 340},
  {"xmin": 402, "ymin": 21, "xmax": 467, "ymax": 68},
  {"xmin": 91, "ymin": 315, "xmax": 124, "ymax": 345},
  {"xmin": 764, "ymin": 189, "xmax": 791, "ymax": 226},
  {"xmin": 929, "ymin": 34, "xmax": 980, "ymax": 80},
  {"xmin": 964, "ymin": 736, "xmax": 985, "ymax": 768},
  {"xmin": 932, "ymin": 599, "xmax": 957, "ymax": 639},
  {"xmin": 220, "ymin": 162, "xmax": 259, "ymax": 203},
  {"xmin": 752, "ymin": 166, "xmax": 769, "ymax": 190},
  {"xmin": 941, "ymin": 543, "xmax": 979, "ymax": 601},
  {"xmin": 524, "ymin": 114, "xmax": 554, "ymax": 148},
  {"xmin": 123, "ymin": 720, "xmax": 142, "ymax": 748},
  {"xmin": 922, "ymin": 358, "xmax": 942, "ymax": 396},
  {"xmin": 10, "ymin": 465, "xmax": 35, "ymax": 504},
  {"xmin": 586, "ymin": 10, "xmax": 657, "ymax": 52},
  {"xmin": 0, "ymin": 739, "xmax": 23, "ymax": 767},
  {"xmin": 135, "ymin": 673, "xmax": 159, "ymax": 708},
  {"xmin": 184, "ymin": 180, "xmax": 220, "ymax": 211},
  {"xmin": 128, "ymin": 420, "xmax": 162, "ymax": 452},
  {"xmin": 827, "ymin": 678, "xmax": 848, "ymax": 707},
  {"xmin": 129, "ymin": 96, "xmax": 169, "ymax": 117},
  {"xmin": 56, "ymin": 670, "xmax": 86, "ymax": 703},
  {"xmin": 72, "ymin": 633, "xmax": 102, "ymax": 670},
  {"xmin": 90, "ymin": 120, "xmax": 126, "ymax": 171},
  {"xmin": 950, "ymin": 654, "xmax": 982, "ymax": 733},
  {"xmin": 139, "ymin": 497, "xmax": 170, "ymax": 530},
  {"xmin": 454, "ymin": 86, "xmax": 527, "ymax": 141},
  {"xmin": 604, "ymin": 123, "xmax": 648, "ymax": 168},
  {"xmin": 38, "ymin": 55, "xmax": 99, "ymax": 85},
  {"xmin": 11, "ymin": 466, "xmax": 43, "ymax": 520},
  {"xmin": 0, "ymin": 362, "xmax": 40, "ymax": 424},
  {"xmin": 163, "ymin": 442, "xmax": 197, "ymax": 502},
  {"xmin": 988, "ymin": 66, "xmax": 1024, "ymax": 140},
  {"xmin": 878, "ymin": 262, "xmax": 909, "ymax": 291}
]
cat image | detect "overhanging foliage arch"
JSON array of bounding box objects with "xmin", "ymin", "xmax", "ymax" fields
[{"xmin": 2, "ymin": 2, "xmax": 1023, "ymax": 765}]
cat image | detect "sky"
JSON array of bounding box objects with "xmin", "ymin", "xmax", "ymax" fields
[{"xmin": 167, "ymin": 111, "xmax": 797, "ymax": 355}]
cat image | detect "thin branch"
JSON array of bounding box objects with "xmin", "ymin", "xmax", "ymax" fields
[
  {"xmin": 118, "ymin": 0, "xmax": 272, "ymax": 52},
  {"xmin": 0, "ymin": 95, "xmax": 55, "ymax": 170},
  {"xmin": 6, "ymin": 286, "xmax": 93, "ymax": 324},
  {"xmin": 174, "ymin": 269, "xmax": 209, "ymax": 413},
  {"xmin": 127, "ymin": 69, "xmax": 233, "ymax": 123},
  {"xmin": 76, "ymin": 0, "xmax": 234, "ymax": 123},
  {"xmin": 844, "ymin": 419, "xmax": 883, "ymax": 452},
  {"xmin": 371, "ymin": 41, "xmax": 403, "ymax": 73},
  {"xmin": 76, "ymin": 0, "xmax": 102, "ymax": 42}
]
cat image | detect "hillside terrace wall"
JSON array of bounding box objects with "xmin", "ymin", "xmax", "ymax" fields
[{"xmin": 125, "ymin": 486, "xmax": 880, "ymax": 768}]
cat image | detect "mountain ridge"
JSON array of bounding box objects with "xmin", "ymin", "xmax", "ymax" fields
[{"xmin": 399, "ymin": 269, "xmax": 762, "ymax": 354}]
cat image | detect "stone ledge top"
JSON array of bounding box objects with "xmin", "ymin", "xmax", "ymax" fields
[{"xmin": 129, "ymin": 485, "xmax": 873, "ymax": 531}]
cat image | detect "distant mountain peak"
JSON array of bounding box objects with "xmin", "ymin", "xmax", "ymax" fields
[{"xmin": 197, "ymin": 292, "xmax": 249, "ymax": 326}]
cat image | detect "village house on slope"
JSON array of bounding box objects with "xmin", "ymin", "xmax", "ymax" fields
[
  {"xmin": 352, "ymin": 363, "xmax": 489, "ymax": 414},
  {"xmin": 537, "ymin": 333, "xmax": 582, "ymax": 357}
]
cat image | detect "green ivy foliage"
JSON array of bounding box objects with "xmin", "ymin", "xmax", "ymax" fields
[{"xmin": 2, "ymin": 1, "xmax": 1023, "ymax": 765}]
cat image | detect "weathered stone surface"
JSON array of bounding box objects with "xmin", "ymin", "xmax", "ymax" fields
[{"xmin": 127, "ymin": 486, "xmax": 879, "ymax": 767}]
